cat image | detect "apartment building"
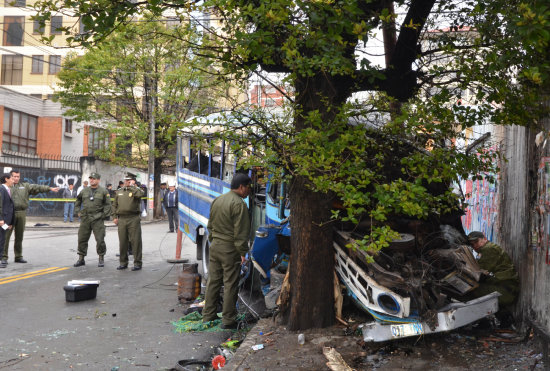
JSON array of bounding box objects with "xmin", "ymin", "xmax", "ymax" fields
[{"xmin": 0, "ymin": 0, "xmax": 83, "ymax": 97}]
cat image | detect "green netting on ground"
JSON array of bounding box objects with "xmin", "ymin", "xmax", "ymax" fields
[
  {"xmin": 172, "ymin": 312, "xmax": 248, "ymax": 333},
  {"xmin": 172, "ymin": 312, "xmax": 223, "ymax": 333}
]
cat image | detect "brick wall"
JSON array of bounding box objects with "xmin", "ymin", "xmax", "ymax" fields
[{"xmin": 37, "ymin": 117, "xmax": 62, "ymax": 156}]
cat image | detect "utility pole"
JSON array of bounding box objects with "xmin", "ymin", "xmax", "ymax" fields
[{"xmin": 146, "ymin": 74, "xmax": 156, "ymax": 221}]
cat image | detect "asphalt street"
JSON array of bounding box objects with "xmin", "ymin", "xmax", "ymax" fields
[{"xmin": 0, "ymin": 220, "xmax": 229, "ymax": 370}]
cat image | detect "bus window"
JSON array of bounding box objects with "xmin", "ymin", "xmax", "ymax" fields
[
  {"xmin": 268, "ymin": 182, "xmax": 279, "ymax": 205},
  {"xmin": 185, "ymin": 138, "xmax": 223, "ymax": 179}
]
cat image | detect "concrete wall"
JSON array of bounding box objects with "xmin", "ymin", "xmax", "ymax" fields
[
  {"xmin": 465, "ymin": 121, "xmax": 550, "ymax": 333},
  {"xmin": 494, "ymin": 125, "xmax": 534, "ymax": 327},
  {"xmin": 503, "ymin": 114, "xmax": 550, "ymax": 332},
  {"xmin": 60, "ymin": 121, "xmax": 86, "ymax": 158},
  {"xmin": 80, "ymin": 157, "xmax": 175, "ymax": 190}
]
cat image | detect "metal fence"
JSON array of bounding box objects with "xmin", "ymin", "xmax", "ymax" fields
[{"xmin": 0, "ymin": 151, "xmax": 81, "ymax": 172}]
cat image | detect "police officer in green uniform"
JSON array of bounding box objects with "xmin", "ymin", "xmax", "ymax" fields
[
  {"xmin": 467, "ymin": 231, "xmax": 520, "ymax": 320},
  {"xmin": 112, "ymin": 174, "xmax": 144, "ymax": 271},
  {"xmin": 203, "ymin": 173, "xmax": 252, "ymax": 329},
  {"xmin": 2, "ymin": 169, "xmax": 59, "ymax": 265},
  {"xmin": 74, "ymin": 173, "xmax": 111, "ymax": 267}
]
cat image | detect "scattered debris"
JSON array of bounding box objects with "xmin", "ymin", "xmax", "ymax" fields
[
  {"xmin": 323, "ymin": 347, "xmax": 355, "ymax": 371},
  {"xmin": 221, "ymin": 339, "xmax": 241, "ymax": 350},
  {"xmin": 211, "ymin": 355, "xmax": 226, "ymax": 370},
  {"xmin": 251, "ymin": 344, "xmax": 264, "ymax": 351}
]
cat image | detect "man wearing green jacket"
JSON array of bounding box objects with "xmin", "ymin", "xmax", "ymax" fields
[
  {"xmin": 2, "ymin": 169, "xmax": 59, "ymax": 264},
  {"xmin": 467, "ymin": 231, "xmax": 520, "ymax": 318},
  {"xmin": 202, "ymin": 173, "xmax": 252, "ymax": 329},
  {"xmin": 74, "ymin": 173, "xmax": 111, "ymax": 267},
  {"xmin": 112, "ymin": 174, "xmax": 144, "ymax": 271}
]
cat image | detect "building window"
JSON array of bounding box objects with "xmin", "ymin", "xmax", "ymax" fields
[
  {"xmin": 88, "ymin": 126, "xmax": 108, "ymax": 156},
  {"xmin": 1, "ymin": 55, "xmax": 23, "ymax": 85},
  {"xmin": 64, "ymin": 118, "xmax": 73, "ymax": 133},
  {"xmin": 3, "ymin": 16, "xmax": 24, "ymax": 46},
  {"xmin": 2, "ymin": 108, "xmax": 38, "ymax": 155},
  {"xmin": 264, "ymin": 97, "xmax": 276, "ymax": 107},
  {"xmin": 51, "ymin": 16, "xmax": 63, "ymax": 35},
  {"xmin": 48, "ymin": 55, "xmax": 61, "ymax": 74},
  {"xmin": 31, "ymin": 55, "xmax": 44, "ymax": 74},
  {"xmin": 4, "ymin": 0, "xmax": 26, "ymax": 7},
  {"xmin": 33, "ymin": 20, "xmax": 45, "ymax": 34}
]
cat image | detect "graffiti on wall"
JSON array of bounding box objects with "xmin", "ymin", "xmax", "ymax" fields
[
  {"xmin": 19, "ymin": 169, "xmax": 81, "ymax": 217},
  {"xmin": 461, "ymin": 174, "xmax": 499, "ymax": 242},
  {"xmin": 534, "ymin": 157, "xmax": 550, "ymax": 264}
]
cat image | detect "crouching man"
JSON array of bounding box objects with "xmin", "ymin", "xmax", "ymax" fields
[{"xmin": 467, "ymin": 231, "xmax": 519, "ymax": 324}]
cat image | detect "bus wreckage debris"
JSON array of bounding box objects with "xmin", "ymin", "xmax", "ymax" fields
[{"xmin": 333, "ymin": 229, "xmax": 500, "ymax": 342}]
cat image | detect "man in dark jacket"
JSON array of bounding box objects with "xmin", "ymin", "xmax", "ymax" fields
[
  {"xmin": 62, "ymin": 182, "xmax": 78, "ymax": 223},
  {"xmin": 0, "ymin": 173, "xmax": 15, "ymax": 268},
  {"xmin": 202, "ymin": 173, "xmax": 251, "ymax": 329},
  {"xmin": 163, "ymin": 183, "xmax": 178, "ymax": 232},
  {"xmin": 112, "ymin": 174, "xmax": 144, "ymax": 270},
  {"xmin": 3, "ymin": 169, "xmax": 59, "ymax": 264},
  {"xmin": 74, "ymin": 173, "xmax": 111, "ymax": 268}
]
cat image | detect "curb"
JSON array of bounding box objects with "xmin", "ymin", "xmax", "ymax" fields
[
  {"xmin": 25, "ymin": 219, "xmax": 164, "ymax": 230},
  {"xmin": 227, "ymin": 319, "xmax": 273, "ymax": 371}
]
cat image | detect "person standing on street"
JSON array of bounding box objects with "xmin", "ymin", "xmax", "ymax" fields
[
  {"xmin": 106, "ymin": 184, "xmax": 115, "ymax": 198},
  {"xmin": 62, "ymin": 182, "xmax": 77, "ymax": 223},
  {"xmin": 76, "ymin": 180, "xmax": 88, "ymax": 195},
  {"xmin": 3, "ymin": 169, "xmax": 59, "ymax": 264},
  {"xmin": 74, "ymin": 173, "xmax": 111, "ymax": 268},
  {"xmin": 163, "ymin": 183, "xmax": 178, "ymax": 232},
  {"xmin": 202, "ymin": 173, "xmax": 252, "ymax": 329},
  {"xmin": 0, "ymin": 173, "xmax": 15, "ymax": 269},
  {"xmin": 159, "ymin": 182, "xmax": 167, "ymax": 220},
  {"xmin": 112, "ymin": 174, "xmax": 144, "ymax": 271}
]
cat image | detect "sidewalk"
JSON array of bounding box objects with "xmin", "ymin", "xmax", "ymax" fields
[
  {"xmin": 226, "ymin": 316, "xmax": 544, "ymax": 371},
  {"xmin": 226, "ymin": 318, "xmax": 361, "ymax": 371},
  {"xmin": 25, "ymin": 216, "xmax": 164, "ymax": 229}
]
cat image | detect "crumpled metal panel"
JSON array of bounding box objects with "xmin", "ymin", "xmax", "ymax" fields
[
  {"xmin": 361, "ymin": 292, "xmax": 500, "ymax": 342},
  {"xmin": 334, "ymin": 242, "xmax": 411, "ymax": 318}
]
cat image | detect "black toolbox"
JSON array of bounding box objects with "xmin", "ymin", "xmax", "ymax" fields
[{"xmin": 64, "ymin": 284, "xmax": 99, "ymax": 302}]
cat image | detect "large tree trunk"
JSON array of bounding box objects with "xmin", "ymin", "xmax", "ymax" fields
[
  {"xmin": 286, "ymin": 74, "xmax": 349, "ymax": 330},
  {"xmin": 288, "ymin": 176, "xmax": 335, "ymax": 330}
]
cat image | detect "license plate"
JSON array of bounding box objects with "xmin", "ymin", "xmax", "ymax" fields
[{"xmin": 390, "ymin": 323, "xmax": 423, "ymax": 338}]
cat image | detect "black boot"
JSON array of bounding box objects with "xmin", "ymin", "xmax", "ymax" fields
[{"xmin": 74, "ymin": 257, "xmax": 85, "ymax": 267}]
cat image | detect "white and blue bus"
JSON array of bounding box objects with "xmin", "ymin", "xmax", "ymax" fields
[{"xmin": 176, "ymin": 113, "xmax": 290, "ymax": 284}]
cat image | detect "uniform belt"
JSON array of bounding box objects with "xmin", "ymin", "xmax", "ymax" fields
[
  {"xmin": 15, "ymin": 210, "xmax": 27, "ymax": 214},
  {"xmin": 118, "ymin": 213, "xmax": 140, "ymax": 217}
]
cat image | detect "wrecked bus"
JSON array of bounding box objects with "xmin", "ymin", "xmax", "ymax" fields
[
  {"xmin": 176, "ymin": 112, "xmax": 499, "ymax": 342},
  {"xmin": 176, "ymin": 112, "xmax": 290, "ymax": 285}
]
